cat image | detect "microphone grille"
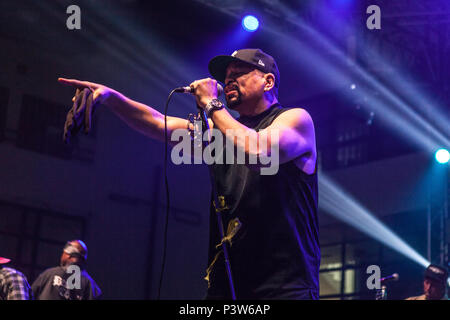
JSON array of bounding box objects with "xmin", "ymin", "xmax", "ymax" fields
[{"xmin": 217, "ymin": 84, "xmax": 223, "ymax": 97}]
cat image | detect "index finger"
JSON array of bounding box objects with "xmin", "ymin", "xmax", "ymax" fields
[{"xmin": 58, "ymin": 78, "xmax": 98, "ymax": 90}]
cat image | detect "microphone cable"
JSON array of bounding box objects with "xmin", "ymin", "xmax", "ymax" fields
[
  {"xmin": 157, "ymin": 88, "xmax": 177, "ymax": 300},
  {"xmin": 157, "ymin": 84, "xmax": 220, "ymax": 299}
]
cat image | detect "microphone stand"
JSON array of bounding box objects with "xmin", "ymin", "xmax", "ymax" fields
[{"xmin": 197, "ymin": 105, "xmax": 237, "ymax": 300}]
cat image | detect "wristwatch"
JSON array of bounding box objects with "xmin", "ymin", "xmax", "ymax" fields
[{"xmin": 204, "ymin": 98, "xmax": 224, "ymax": 117}]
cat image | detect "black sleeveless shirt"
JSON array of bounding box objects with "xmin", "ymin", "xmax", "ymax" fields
[{"xmin": 206, "ymin": 103, "xmax": 320, "ymax": 300}]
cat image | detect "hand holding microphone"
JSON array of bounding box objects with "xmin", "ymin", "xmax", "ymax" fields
[
  {"xmin": 175, "ymin": 82, "xmax": 224, "ymax": 96},
  {"xmin": 175, "ymin": 78, "xmax": 223, "ymax": 109}
]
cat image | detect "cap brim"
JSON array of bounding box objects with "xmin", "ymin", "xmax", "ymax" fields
[
  {"xmin": 209, "ymin": 55, "xmax": 262, "ymax": 84},
  {"xmin": 0, "ymin": 257, "xmax": 11, "ymax": 264},
  {"xmin": 208, "ymin": 55, "xmax": 240, "ymax": 84},
  {"xmin": 425, "ymin": 272, "xmax": 447, "ymax": 282}
]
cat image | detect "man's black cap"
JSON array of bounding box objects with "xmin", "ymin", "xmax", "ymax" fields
[
  {"xmin": 208, "ymin": 48, "xmax": 280, "ymax": 88},
  {"xmin": 424, "ymin": 264, "xmax": 448, "ymax": 283}
]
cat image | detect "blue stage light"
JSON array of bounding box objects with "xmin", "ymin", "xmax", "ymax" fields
[
  {"xmin": 242, "ymin": 15, "xmax": 259, "ymax": 32},
  {"xmin": 435, "ymin": 148, "xmax": 450, "ymax": 164}
]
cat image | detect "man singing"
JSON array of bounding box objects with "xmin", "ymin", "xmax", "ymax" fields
[{"xmin": 59, "ymin": 48, "xmax": 320, "ymax": 299}]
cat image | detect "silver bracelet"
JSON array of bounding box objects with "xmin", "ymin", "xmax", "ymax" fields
[{"xmin": 187, "ymin": 113, "xmax": 202, "ymax": 143}]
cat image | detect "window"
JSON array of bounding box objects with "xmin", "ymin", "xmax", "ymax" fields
[
  {"xmin": 319, "ymin": 212, "xmax": 428, "ymax": 300},
  {"xmin": 320, "ymin": 244, "xmax": 342, "ymax": 270},
  {"xmin": 16, "ymin": 94, "xmax": 96, "ymax": 162},
  {"xmin": 320, "ymin": 270, "xmax": 341, "ymax": 296},
  {"xmin": 0, "ymin": 200, "xmax": 87, "ymax": 283}
]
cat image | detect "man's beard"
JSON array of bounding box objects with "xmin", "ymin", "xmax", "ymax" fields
[{"xmin": 225, "ymin": 85, "xmax": 242, "ymax": 109}]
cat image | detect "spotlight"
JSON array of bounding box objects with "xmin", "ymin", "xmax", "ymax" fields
[
  {"xmin": 435, "ymin": 148, "xmax": 450, "ymax": 164},
  {"xmin": 350, "ymin": 83, "xmax": 356, "ymax": 90},
  {"xmin": 320, "ymin": 175, "xmax": 430, "ymax": 268},
  {"xmin": 242, "ymin": 15, "xmax": 259, "ymax": 32}
]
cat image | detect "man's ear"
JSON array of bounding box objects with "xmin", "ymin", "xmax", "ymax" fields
[{"xmin": 263, "ymin": 73, "xmax": 276, "ymax": 92}]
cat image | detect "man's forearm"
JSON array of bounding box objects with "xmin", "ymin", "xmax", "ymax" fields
[
  {"xmin": 106, "ymin": 92, "xmax": 188, "ymax": 142},
  {"xmin": 106, "ymin": 92, "xmax": 165, "ymax": 140}
]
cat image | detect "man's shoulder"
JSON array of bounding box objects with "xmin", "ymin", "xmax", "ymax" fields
[
  {"xmin": 405, "ymin": 294, "xmax": 426, "ymax": 300},
  {"xmin": 273, "ymin": 106, "xmax": 313, "ymax": 124},
  {"xmin": 35, "ymin": 266, "xmax": 64, "ymax": 279},
  {"xmin": 80, "ymin": 270, "xmax": 100, "ymax": 285},
  {"xmin": 0, "ymin": 267, "xmax": 27, "ymax": 279},
  {"xmin": 79, "ymin": 270, "xmax": 102, "ymax": 298},
  {"xmin": 278, "ymin": 105, "xmax": 308, "ymax": 112},
  {"xmin": 41, "ymin": 266, "xmax": 63, "ymax": 274},
  {"xmin": 80, "ymin": 269, "xmax": 95, "ymax": 280}
]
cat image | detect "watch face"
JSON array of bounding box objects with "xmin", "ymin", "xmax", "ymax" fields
[{"xmin": 211, "ymin": 99, "xmax": 223, "ymax": 109}]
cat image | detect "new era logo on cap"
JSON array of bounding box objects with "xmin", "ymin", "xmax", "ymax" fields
[{"xmin": 258, "ymin": 59, "xmax": 265, "ymax": 67}]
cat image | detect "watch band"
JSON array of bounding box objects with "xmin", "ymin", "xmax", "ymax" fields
[{"xmin": 205, "ymin": 98, "xmax": 224, "ymax": 117}]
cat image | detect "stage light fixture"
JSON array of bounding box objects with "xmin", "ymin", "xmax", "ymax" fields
[
  {"xmin": 242, "ymin": 15, "xmax": 259, "ymax": 32},
  {"xmin": 435, "ymin": 148, "xmax": 450, "ymax": 164}
]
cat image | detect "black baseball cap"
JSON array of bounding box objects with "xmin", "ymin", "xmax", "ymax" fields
[
  {"xmin": 424, "ymin": 264, "xmax": 448, "ymax": 283},
  {"xmin": 208, "ymin": 48, "xmax": 280, "ymax": 88}
]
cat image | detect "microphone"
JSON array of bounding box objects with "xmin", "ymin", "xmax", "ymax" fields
[
  {"xmin": 380, "ymin": 273, "xmax": 399, "ymax": 283},
  {"xmin": 174, "ymin": 83, "xmax": 223, "ymax": 96}
]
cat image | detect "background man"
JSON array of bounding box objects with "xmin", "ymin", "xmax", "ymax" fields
[
  {"xmin": 406, "ymin": 264, "xmax": 448, "ymax": 300},
  {"xmin": 32, "ymin": 240, "xmax": 102, "ymax": 300}
]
